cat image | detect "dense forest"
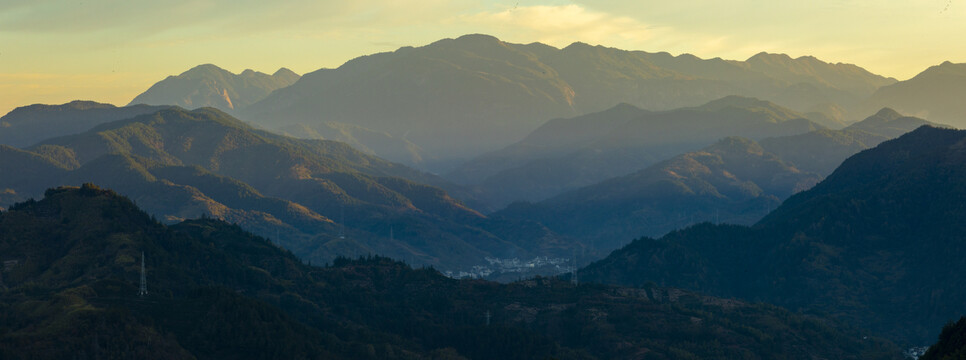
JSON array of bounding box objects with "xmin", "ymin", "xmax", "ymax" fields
[
  {"xmin": 0, "ymin": 184, "xmax": 904, "ymax": 359},
  {"xmin": 921, "ymin": 317, "xmax": 966, "ymax": 360},
  {"xmin": 580, "ymin": 126, "xmax": 966, "ymax": 345}
]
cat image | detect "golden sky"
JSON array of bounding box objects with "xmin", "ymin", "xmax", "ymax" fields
[{"xmin": 1, "ymin": 0, "xmax": 964, "ymax": 116}]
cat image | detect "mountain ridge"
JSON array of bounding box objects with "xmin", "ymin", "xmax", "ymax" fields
[
  {"xmin": 579, "ymin": 125, "xmax": 966, "ymax": 345},
  {"xmin": 129, "ymin": 64, "xmax": 300, "ymax": 114},
  {"xmin": 869, "ymin": 61, "xmax": 966, "ymax": 128},
  {"xmin": 449, "ymin": 96, "xmax": 824, "ymax": 208},
  {"xmin": 0, "ymin": 185, "xmax": 905, "ymax": 359},
  {"xmin": 233, "ymin": 34, "xmax": 893, "ymax": 166},
  {"xmin": 0, "ymin": 106, "xmax": 571, "ymax": 275},
  {"xmin": 0, "ymin": 101, "xmax": 171, "ymax": 148},
  {"xmin": 494, "ymin": 135, "xmax": 819, "ymax": 252}
]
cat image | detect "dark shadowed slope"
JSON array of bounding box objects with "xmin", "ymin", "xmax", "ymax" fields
[
  {"xmin": 581, "ymin": 126, "xmax": 966, "ymax": 345},
  {"xmin": 921, "ymin": 317, "xmax": 966, "ymax": 360},
  {"xmin": 494, "ymin": 136, "xmax": 820, "ymax": 253},
  {"xmin": 0, "ymin": 185, "xmax": 903, "ymax": 360},
  {"xmin": 0, "ymin": 101, "xmax": 170, "ymax": 148}
]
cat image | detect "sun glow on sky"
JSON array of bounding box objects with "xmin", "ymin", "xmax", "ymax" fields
[{"xmin": 1, "ymin": 0, "xmax": 964, "ymax": 115}]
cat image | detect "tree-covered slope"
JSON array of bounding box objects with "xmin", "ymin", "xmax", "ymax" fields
[
  {"xmin": 0, "ymin": 101, "xmax": 170, "ymax": 148},
  {"xmin": 0, "ymin": 185, "xmax": 904, "ymax": 359},
  {"xmin": 580, "ymin": 126, "xmax": 966, "ymax": 345},
  {"xmin": 921, "ymin": 317, "xmax": 966, "ymax": 360},
  {"xmin": 494, "ymin": 136, "xmax": 820, "ymax": 253},
  {"xmin": 0, "ymin": 107, "xmax": 568, "ymax": 274}
]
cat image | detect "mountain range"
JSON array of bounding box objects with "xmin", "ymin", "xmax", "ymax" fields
[
  {"xmin": 0, "ymin": 97, "xmax": 936, "ymax": 275},
  {"xmin": 0, "ymin": 107, "xmax": 571, "ymax": 275},
  {"xmin": 494, "ymin": 136, "xmax": 820, "ymax": 253},
  {"xmin": 579, "ymin": 126, "xmax": 966, "ymax": 345},
  {"xmin": 0, "ymin": 101, "xmax": 170, "ymax": 148},
  {"xmin": 2, "ymin": 32, "xmax": 965, "ymax": 357},
  {"xmin": 0, "ymin": 185, "xmax": 905, "ymax": 359},
  {"xmin": 448, "ymin": 96, "xmax": 825, "ymax": 208},
  {"xmin": 760, "ymin": 107, "xmax": 943, "ymax": 175},
  {"xmin": 126, "ymin": 36, "xmax": 966, "ymax": 176},
  {"xmin": 870, "ymin": 61, "xmax": 966, "ymax": 128},
  {"xmin": 129, "ymin": 64, "xmax": 300, "ymax": 114},
  {"xmin": 487, "ymin": 107, "xmax": 937, "ymax": 253},
  {"xmin": 228, "ymin": 34, "xmax": 894, "ymax": 167}
]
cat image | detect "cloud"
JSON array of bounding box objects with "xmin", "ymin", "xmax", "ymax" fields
[
  {"xmin": 454, "ymin": 3, "xmax": 787, "ymax": 62},
  {"xmin": 457, "ymin": 4, "xmax": 665, "ymax": 48},
  {"xmin": 0, "ymin": 0, "xmax": 470, "ymax": 37}
]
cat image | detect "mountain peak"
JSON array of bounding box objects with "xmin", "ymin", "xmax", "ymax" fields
[
  {"xmin": 562, "ymin": 41, "xmax": 594, "ymax": 50},
  {"xmin": 872, "ymin": 107, "xmax": 903, "ymax": 120},
  {"xmin": 11, "ymin": 183, "xmax": 151, "ymax": 227},
  {"xmin": 747, "ymin": 52, "xmax": 793, "ymax": 63},
  {"xmin": 907, "ymin": 61, "xmax": 966, "ymax": 80},
  {"xmin": 130, "ymin": 63, "xmax": 300, "ymax": 113},
  {"xmin": 7, "ymin": 100, "xmax": 116, "ymax": 113},
  {"xmin": 453, "ymin": 33, "xmax": 502, "ymax": 44},
  {"xmin": 923, "ymin": 61, "xmax": 966, "ymax": 76},
  {"xmin": 841, "ymin": 108, "xmax": 940, "ymax": 140},
  {"xmin": 49, "ymin": 100, "xmax": 115, "ymax": 111},
  {"xmin": 273, "ymin": 67, "xmax": 298, "ymax": 77},
  {"xmin": 608, "ymin": 102, "xmax": 645, "ymax": 113},
  {"xmin": 185, "ymin": 63, "xmax": 230, "ymax": 75}
]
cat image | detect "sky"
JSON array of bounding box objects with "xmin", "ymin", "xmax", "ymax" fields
[{"xmin": 1, "ymin": 0, "xmax": 964, "ymax": 116}]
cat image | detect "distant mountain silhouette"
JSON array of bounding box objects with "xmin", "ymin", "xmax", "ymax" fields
[
  {"xmin": 870, "ymin": 61, "xmax": 966, "ymax": 127},
  {"xmin": 244, "ymin": 34, "xmax": 578, "ymax": 163},
  {"xmin": 130, "ymin": 64, "xmax": 299, "ymax": 114},
  {"xmin": 745, "ymin": 52, "xmax": 889, "ymax": 95},
  {"xmin": 760, "ymin": 107, "xmax": 943, "ymax": 175},
  {"xmin": 240, "ymin": 34, "xmax": 893, "ymax": 166},
  {"xmin": 0, "ymin": 145, "xmax": 69, "ymax": 206},
  {"xmin": 0, "ymin": 101, "xmax": 170, "ymax": 148},
  {"xmin": 0, "ymin": 185, "xmax": 904, "ymax": 359},
  {"xmin": 0, "ymin": 107, "xmax": 568, "ymax": 272},
  {"xmin": 580, "ymin": 126, "xmax": 966, "ymax": 345},
  {"xmin": 450, "ymin": 96, "xmax": 824, "ymax": 208},
  {"xmin": 495, "ymin": 136, "xmax": 820, "ymax": 253}
]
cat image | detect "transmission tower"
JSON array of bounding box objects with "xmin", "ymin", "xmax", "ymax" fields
[{"xmin": 138, "ymin": 252, "xmax": 147, "ymax": 297}]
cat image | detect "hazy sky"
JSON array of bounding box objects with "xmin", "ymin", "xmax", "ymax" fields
[{"xmin": 1, "ymin": 0, "xmax": 964, "ymax": 116}]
